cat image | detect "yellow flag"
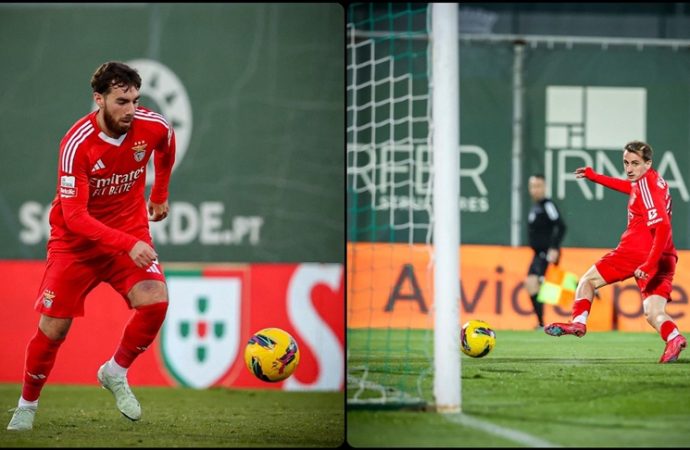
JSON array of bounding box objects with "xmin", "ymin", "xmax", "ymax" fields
[{"xmin": 537, "ymin": 264, "xmax": 578, "ymax": 306}]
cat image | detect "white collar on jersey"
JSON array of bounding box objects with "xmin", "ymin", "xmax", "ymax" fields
[{"xmin": 98, "ymin": 131, "xmax": 127, "ymax": 146}]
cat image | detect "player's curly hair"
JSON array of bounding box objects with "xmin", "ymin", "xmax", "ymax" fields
[
  {"xmin": 624, "ymin": 140, "xmax": 653, "ymax": 162},
  {"xmin": 90, "ymin": 61, "xmax": 142, "ymax": 95}
]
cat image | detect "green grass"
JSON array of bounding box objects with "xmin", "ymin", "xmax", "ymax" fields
[
  {"xmin": 348, "ymin": 329, "xmax": 690, "ymax": 447},
  {"xmin": 0, "ymin": 384, "xmax": 344, "ymax": 447}
]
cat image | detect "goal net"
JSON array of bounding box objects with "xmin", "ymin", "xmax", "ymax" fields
[{"xmin": 347, "ymin": 3, "xmax": 438, "ymax": 409}]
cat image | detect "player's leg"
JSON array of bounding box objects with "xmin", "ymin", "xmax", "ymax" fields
[
  {"xmin": 97, "ymin": 256, "xmax": 168, "ymax": 421},
  {"xmin": 544, "ymin": 264, "xmax": 607, "ymax": 338},
  {"xmin": 7, "ymin": 315, "xmax": 72, "ymax": 431},
  {"xmin": 524, "ymin": 274, "xmax": 544, "ymax": 328},
  {"xmin": 525, "ymin": 251, "xmax": 547, "ymax": 328},
  {"xmin": 641, "ymin": 255, "xmax": 686, "ymax": 363},
  {"xmin": 643, "ymin": 295, "xmax": 686, "ymax": 363},
  {"xmin": 8, "ymin": 257, "xmax": 96, "ymax": 431},
  {"xmin": 114, "ymin": 279, "xmax": 168, "ymax": 369}
]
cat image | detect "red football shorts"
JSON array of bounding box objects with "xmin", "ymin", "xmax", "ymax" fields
[
  {"xmin": 34, "ymin": 252, "xmax": 166, "ymax": 318},
  {"xmin": 595, "ymin": 249, "xmax": 677, "ymax": 300}
]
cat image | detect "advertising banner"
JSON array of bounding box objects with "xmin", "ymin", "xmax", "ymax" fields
[
  {"xmin": 347, "ymin": 243, "xmax": 690, "ymax": 332},
  {"xmin": 0, "ymin": 261, "xmax": 344, "ymax": 390}
]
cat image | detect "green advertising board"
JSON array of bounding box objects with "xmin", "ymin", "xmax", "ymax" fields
[
  {"xmin": 348, "ymin": 33, "xmax": 690, "ymax": 250},
  {"xmin": 524, "ymin": 44, "xmax": 690, "ymax": 249},
  {"xmin": 0, "ymin": 3, "xmax": 343, "ymax": 263}
]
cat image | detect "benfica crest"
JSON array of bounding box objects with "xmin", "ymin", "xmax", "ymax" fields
[
  {"xmin": 42, "ymin": 289, "xmax": 55, "ymax": 309},
  {"xmin": 132, "ymin": 140, "xmax": 147, "ymax": 162},
  {"xmin": 161, "ymin": 275, "xmax": 247, "ymax": 388}
]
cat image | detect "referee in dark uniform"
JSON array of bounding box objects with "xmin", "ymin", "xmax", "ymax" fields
[{"xmin": 524, "ymin": 174, "xmax": 567, "ymax": 329}]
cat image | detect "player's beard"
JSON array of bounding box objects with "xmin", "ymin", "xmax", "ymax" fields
[{"xmin": 103, "ymin": 105, "xmax": 131, "ymax": 136}]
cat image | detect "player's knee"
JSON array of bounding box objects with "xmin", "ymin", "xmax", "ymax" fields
[
  {"xmin": 38, "ymin": 316, "xmax": 72, "ymax": 341},
  {"xmin": 580, "ymin": 273, "xmax": 598, "ymax": 289},
  {"xmin": 129, "ymin": 280, "xmax": 168, "ymax": 307}
]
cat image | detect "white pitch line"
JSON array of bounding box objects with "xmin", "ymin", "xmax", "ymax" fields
[{"xmin": 444, "ymin": 413, "xmax": 561, "ymax": 448}]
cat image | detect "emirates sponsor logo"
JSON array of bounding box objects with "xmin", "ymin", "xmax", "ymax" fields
[{"xmin": 90, "ymin": 166, "xmax": 145, "ymax": 197}]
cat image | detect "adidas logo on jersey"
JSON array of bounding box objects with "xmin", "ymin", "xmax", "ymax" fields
[
  {"xmin": 91, "ymin": 159, "xmax": 106, "ymax": 173},
  {"xmin": 146, "ymin": 261, "xmax": 162, "ymax": 274}
]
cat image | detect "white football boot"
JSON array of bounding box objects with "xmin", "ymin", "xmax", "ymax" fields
[{"xmin": 97, "ymin": 363, "xmax": 141, "ymax": 421}]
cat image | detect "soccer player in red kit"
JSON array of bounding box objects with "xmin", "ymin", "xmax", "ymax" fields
[
  {"xmin": 544, "ymin": 141, "xmax": 686, "ymax": 363},
  {"xmin": 7, "ymin": 61, "xmax": 175, "ymax": 431}
]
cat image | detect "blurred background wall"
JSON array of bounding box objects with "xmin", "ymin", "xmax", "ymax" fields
[
  {"xmin": 0, "ymin": 2, "xmax": 343, "ymax": 263},
  {"xmin": 348, "ymin": 3, "xmax": 690, "ymax": 250},
  {"xmin": 0, "ymin": 3, "xmax": 344, "ymax": 391},
  {"xmin": 347, "ymin": 3, "xmax": 690, "ymax": 332}
]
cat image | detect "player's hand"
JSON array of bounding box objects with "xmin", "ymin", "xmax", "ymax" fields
[
  {"xmin": 574, "ymin": 167, "xmax": 595, "ymax": 180},
  {"xmin": 129, "ymin": 240, "xmax": 158, "ymax": 268},
  {"xmin": 148, "ymin": 199, "xmax": 169, "ymax": 222},
  {"xmin": 546, "ymin": 248, "xmax": 559, "ymax": 264}
]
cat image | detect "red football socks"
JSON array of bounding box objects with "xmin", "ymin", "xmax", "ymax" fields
[
  {"xmin": 22, "ymin": 328, "xmax": 65, "ymax": 402},
  {"xmin": 114, "ymin": 302, "xmax": 168, "ymax": 368},
  {"xmin": 571, "ymin": 298, "xmax": 593, "ymax": 323},
  {"xmin": 660, "ymin": 320, "xmax": 679, "ymax": 342}
]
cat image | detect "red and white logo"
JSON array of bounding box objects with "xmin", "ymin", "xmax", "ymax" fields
[
  {"xmin": 42, "ymin": 289, "xmax": 55, "ymax": 308},
  {"xmin": 648, "ymin": 208, "xmax": 658, "ymax": 221},
  {"xmin": 91, "ymin": 159, "xmax": 106, "ymax": 173},
  {"xmin": 59, "ymin": 187, "xmax": 77, "ymax": 198}
]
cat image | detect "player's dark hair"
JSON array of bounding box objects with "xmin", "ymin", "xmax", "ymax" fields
[
  {"xmin": 90, "ymin": 61, "xmax": 142, "ymax": 95},
  {"xmin": 624, "ymin": 141, "xmax": 653, "ymax": 162}
]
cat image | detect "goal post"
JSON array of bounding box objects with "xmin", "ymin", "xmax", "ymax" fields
[
  {"xmin": 431, "ymin": 2, "xmax": 461, "ymax": 414},
  {"xmin": 347, "ymin": 2, "xmax": 460, "ymax": 412}
]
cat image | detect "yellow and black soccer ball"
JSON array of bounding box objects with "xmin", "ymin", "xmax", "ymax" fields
[
  {"xmin": 244, "ymin": 327, "xmax": 300, "ymax": 382},
  {"xmin": 460, "ymin": 319, "xmax": 496, "ymax": 358}
]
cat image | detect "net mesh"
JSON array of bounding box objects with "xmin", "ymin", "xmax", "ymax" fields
[{"xmin": 347, "ymin": 3, "xmax": 435, "ymax": 409}]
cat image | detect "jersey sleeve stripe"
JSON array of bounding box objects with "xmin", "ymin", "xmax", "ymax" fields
[
  {"xmin": 544, "ymin": 201, "xmax": 559, "ymax": 221},
  {"xmin": 134, "ymin": 113, "xmax": 170, "ymax": 130},
  {"xmin": 135, "ymin": 109, "xmax": 168, "ymax": 124},
  {"xmin": 61, "ymin": 121, "xmax": 91, "ymax": 172},
  {"xmin": 135, "ymin": 109, "xmax": 166, "ymax": 120},
  {"xmin": 639, "ymin": 178, "xmax": 654, "ymax": 209},
  {"xmin": 62, "ymin": 123, "xmax": 94, "ymax": 174},
  {"xmin": 135, "ymin": 110, "xmax": 170, "ymax": 125}
]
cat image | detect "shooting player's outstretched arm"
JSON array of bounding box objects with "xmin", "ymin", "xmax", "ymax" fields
[{"xmin": 574, "ymin": 167, "xmax": 631, "ymax": 194}]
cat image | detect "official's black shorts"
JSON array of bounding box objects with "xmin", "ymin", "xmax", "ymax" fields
[{"xmin": 527, "ymin": 250, "xmax": 549, "ymax": 277}]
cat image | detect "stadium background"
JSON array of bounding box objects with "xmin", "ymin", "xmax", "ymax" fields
[
  {"xmin": 0, "ymin": 3, "xmax": 344, "ymax": 391},
  {"xmin": 348, "ymin": 3, "xmax": 690, "ymax": 333}
]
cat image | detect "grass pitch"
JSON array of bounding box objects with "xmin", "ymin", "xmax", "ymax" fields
[
  {"xmin": 0, "ymin": 384, "xmax": 343, "ymax": 447},
  {"xmin": 348, "ymin": 329, "xmax": 690, "ymax": 447}
]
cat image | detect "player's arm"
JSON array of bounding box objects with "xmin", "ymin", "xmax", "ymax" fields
[
  {"xmin": 148, "ymin": 126, "xmax": 176, "ymax": 222},
  {"xmin": 574, "ymin": 166, "xmax": 632, "ymax": 194},
  {"xmin": 635, "ymin": 179, "xmax": 672, "ymax": 282},
  {"xmin": 59, "ymin": 153, "xmax": 138, "ymax": 254}
]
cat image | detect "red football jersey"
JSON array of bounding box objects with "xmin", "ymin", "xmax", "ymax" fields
[
  {"xmin": 47, "ymin": 106, "xmax": 176, "ymax": 259},
  {"xmin": 617, "ymin": 168, "xmax": 676, "ymax": 259}
]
